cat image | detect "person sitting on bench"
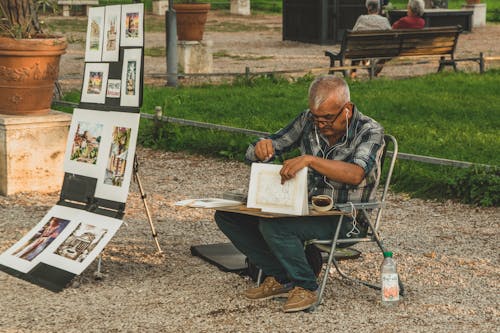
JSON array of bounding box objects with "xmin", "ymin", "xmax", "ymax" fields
[
  {"xmin": 214, "ymin": 75, "xmax": 384, "ymax": 313},
  {"xmin": 350, "ymin": 0, "xmax": 392, "ymax": 79},
  {"xmin": 392, "ymin": 0, "xmax": 426, "ymax": 29}
]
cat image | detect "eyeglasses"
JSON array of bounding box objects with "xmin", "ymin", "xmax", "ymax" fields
[{"xmin": 311, "ymin": 102, "xmax": 348, "ymax": 126}]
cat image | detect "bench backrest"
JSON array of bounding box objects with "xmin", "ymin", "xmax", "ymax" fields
[{"xmin": 341, "ymin": 26, "xmax": 462, "ymax": 59}]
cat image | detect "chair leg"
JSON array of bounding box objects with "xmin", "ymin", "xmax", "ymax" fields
[
  {"xmin": 314, "ymin": 215, "xmax": 345, "ymax": 308},
  {"xmin": 256, "ymin": 269, "xmax": 263, "ymax": 286}
]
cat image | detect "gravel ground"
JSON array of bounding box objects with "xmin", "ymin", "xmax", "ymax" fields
[{"xmin": 0, "ymin": 147, "xmax": 499, "ymax": 332}]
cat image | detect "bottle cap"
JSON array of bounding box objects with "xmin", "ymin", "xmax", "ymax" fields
[{"xmin": 383, "ymin": 251, "xmax": 393, "ymax": 258}]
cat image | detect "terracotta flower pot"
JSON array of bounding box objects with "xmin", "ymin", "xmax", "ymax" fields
[
  {"xmin": 173, "ymin": 3, "xmax": 211, "ymax": 41},
  {"xmin": 0, "ymin": 36, "xmax": 67, "ymax": 116}
]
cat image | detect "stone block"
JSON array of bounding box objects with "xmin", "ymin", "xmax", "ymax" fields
[
  {"xmin": 177, "ymin": 40, "xmax": 213, "ymax": 74},
  {"xmin": 230, "ymin": 0, "xmax": 251, "ymax": 16},
  {"xmin": 462, "ymin": 3, "xmax": 486, "ymax": 27},
  {"xmin": 152, "ymin": 1, "xmax": 169, "ymax": 16},
  {"xmin": 0, "ymin": 110, "xmax": 72, "ymax": 196}
]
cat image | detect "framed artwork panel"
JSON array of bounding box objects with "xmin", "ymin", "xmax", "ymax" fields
[
  {"xmin": 81, "ymin": 62, "xmax": 110, "ymax": 104},
  {"xmin": 63, "ymin": 108, "xmax": 113, "ymax": 178},
  {"xmin": 120, "ymin": 48, "xmax": 142, "ymax": 107},
  {"xmin": 120, "ymin": 3, "xmax": 144, "ymax": 47},
  {"xmin": 102, "ymin": 5, "xmax": 122, "ymax": 62},
  {"xmin": 94, "ymin": 112, "xmax": 140, "ymax": 203},
  {"xmin": 42, "ymin": 211, "xmax": 122, "ymax": 275},
  {"xmin": 85, "ymin": 6, "xmax": 106, "ymax": 62},
  {"xmin": 0, "ymin": 206, "xmax": 80, "ymax": 273}
]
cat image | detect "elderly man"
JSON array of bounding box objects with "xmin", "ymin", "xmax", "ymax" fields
[{"xmin": 214, "ymin": 75, "xmax": 384, "ymax": 313}]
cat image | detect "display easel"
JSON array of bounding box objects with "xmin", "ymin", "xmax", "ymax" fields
[
  {"xmin": 0, "ymin": 4, "xmax": 161, "ymax": 291},
  {"xmin": 133, "ymin": 154, "xmax": 163, "ymax": 253},
  {"xmin": 95, "ymin": 154, "xmax": 162, "ymax": 277}
]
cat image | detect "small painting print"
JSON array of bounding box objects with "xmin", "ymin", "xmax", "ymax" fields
[
  {"xmin": 106, "ymin": 79, "xmax": 121, "ymax": 98},
  {"xmin": 55, "ymin": 223, "xmax": 108, "ymax": 263},
  {"xmin": 120, "ymin": 48, "xmax": 141, "ymax": 106},
  {"xmin": 85, "ymin": 6, "xmax": 105, "ymax": 62},
  {"xmin": 81, "ymin": 63, "xmax": 109, "ymax": 104},
  {"xmin": 126, "ymin": 60, "xmax": 137, "ymax": 96},
  {"xmin": 89, "ymin": 17, "xmax": 102, "ymax": 51},
  {"xmin": 120, "ymin": 3, "xmax": 143, "ymax": 47},
  {"xmin": 105, "ymin": 17, "xmax": 118, "ymax": 51},
  {"xmin": 11, "ymin": 217, "xmax": 71, "ymax": 262},
  {"xmin": 102, "ymin": 5, "xmax": 121, "ymax": 62},
  {"xmin": 104, "ymin": 126, "xmax": 132, "ymax": 187},
  {"xmin": 126, "ymin": 12, "xmax": 139, "ymax": 38},
  {"xmin": 70, "ymin": 121, "xmax": 103, "ymax": 164},
  {"xmin": 87, "ymin": 71, "xmax": 104, "ymax": 95}
]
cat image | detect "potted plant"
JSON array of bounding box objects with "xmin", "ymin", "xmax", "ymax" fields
[
  {"xmin": 0, "ymin": 0, "xmax": 67, "ymax": 116},
  {"xmin": 173, "ymin": 0, "xmax": 211, "ymax": 41}
]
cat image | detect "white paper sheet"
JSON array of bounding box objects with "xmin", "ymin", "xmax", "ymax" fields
[{"xmin": 247, "ymin": 163, "xmax": 309, "ymax": 216}]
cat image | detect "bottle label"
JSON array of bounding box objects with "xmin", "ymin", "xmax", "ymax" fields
[{"xmin": 381, "ymin": 273, "xmax": 399, "ymax": 302}]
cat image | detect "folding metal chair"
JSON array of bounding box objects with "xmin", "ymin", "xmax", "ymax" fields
[
  {"xmin": 310, "ymin": 134, "xmax": 402, "ymax": 308},
  {"xmin": 254, "ymin": 135, "xmax": 402, "ymax": 308}
]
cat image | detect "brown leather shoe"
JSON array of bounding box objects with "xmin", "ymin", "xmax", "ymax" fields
[
  {"xmin": 244, "ymin": 276, "xmax": 292, "ymax": 300},
  {"xmin": 283, "ymin": 286, "xmax": 318, "ymax": 313}
]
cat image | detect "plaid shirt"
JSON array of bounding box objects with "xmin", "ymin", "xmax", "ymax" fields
[{"xmin": 246, "ymin": 106, "xmax": 385, "ymax": 204}]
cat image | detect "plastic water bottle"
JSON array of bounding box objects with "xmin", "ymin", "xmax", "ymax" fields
[{"xmin": 381, "ymin": 251, "xmax": 399, "ymax": 306}]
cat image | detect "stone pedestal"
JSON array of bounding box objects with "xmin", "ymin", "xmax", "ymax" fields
[
  {"xmin": 230, "ymin": 0, "xmax": 251, "ymax": 16},
  {"xmin": 177, "ymin": 40, "xmax": 213, "ymax": 74},
  {"xmin": 0, "ymin": 110, "xmax": 72, "ymax": 196},
  {"xmin": 152, "ymin": 0, "xmax": 169, "ymax": 16},
  {"xmin": 462, "ymin": 3, "xmax": 486, "ymax": 27}
]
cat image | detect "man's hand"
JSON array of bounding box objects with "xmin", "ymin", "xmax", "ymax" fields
[
  {"xmin": 280, "ymin": 155, "xmax": 312, "ymax": 184},
  {"xmin": 254, "ymin": 139, "xmax": 275, "ymax": 161}
]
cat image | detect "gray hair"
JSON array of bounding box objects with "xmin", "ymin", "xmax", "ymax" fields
[
  {"xmin": 408, "ymin": 0, "xmax": 425, "ymax": 17},
  {"xmin": 308, "ymin": 75, "xmax": 350, "ymax": 110},
  {"xmin": 365, "ymin": 0, "xmax": 380, "ymax": 14}
]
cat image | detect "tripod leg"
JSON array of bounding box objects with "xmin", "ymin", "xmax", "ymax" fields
[{"xmin": 134, "ymin": 155, "xmax": 163, "ymax": 254}]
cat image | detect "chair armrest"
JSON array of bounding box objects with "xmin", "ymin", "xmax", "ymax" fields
[{"xmin": 335, "ymin": 202, "xmax": 384, "ymax": 212}]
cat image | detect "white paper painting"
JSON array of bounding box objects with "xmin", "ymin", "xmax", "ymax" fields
[
  {"xmin": 120, "ymin": 3, "xmax": 144, "ymax": 47},
  {"xmin": 81, "ymin": 62, "xmax": 110, "ymax": 104},
  {"xmin": 247, "ymin": 163, "xmax": 309, "ymax": 216},
  {"xmin": 120, "ymin": 48, "xmax": 142, "ymax": 107},
  {"xmin": 64, "ymin": 108, "xmax": 112, "ymax": 178},
  {"xmin": 106, "ymin": 79, "xmax": 121, "ymax": 98},
  {"xmin": 102, "ymin": 5, "xmax": 122, "ymax": 62},
  {"xmin": 85, "ymin": 6, "xmax": 105, "ymax": 62},
  {"xmin": 94, "ymin": 112, "xmax": 140, "ymax": 203},
  {"xmin": 0, "ymin": 206, "xmax": 79, "ymax": 273},
  {"xmin": 43, "ymin": 211, "xmax": 122, "ymax": 275}
]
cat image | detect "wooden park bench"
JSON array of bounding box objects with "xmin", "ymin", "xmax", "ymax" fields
[
  {"xmin": 325, "ymin": 25, "xmax": 466, "ymax": 78},
  {"xmin": 58, "ymin": 0, "xmax": 98, "ymax": 17}
]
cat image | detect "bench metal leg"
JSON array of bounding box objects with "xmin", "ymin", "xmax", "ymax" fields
[{"xmin": 438, "ymin": 56, "xmax": 457, "ymax": 72}]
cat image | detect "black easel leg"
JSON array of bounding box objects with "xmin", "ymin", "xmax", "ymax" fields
[{"xmin": 133, "ymin": 154, "xmax": 163, "ymax": 254}]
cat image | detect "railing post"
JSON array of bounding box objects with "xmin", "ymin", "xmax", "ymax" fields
[
  {"xmin": 154, "ymin": 106, "xmax": 163, "ymax": 140},
  {"xmin": 245, "ymin": 66, "xmax": 250, "ymax": 82},
  {"xmin": 479, "ymin": 52, "xmax": 485, "ymax": 74}
]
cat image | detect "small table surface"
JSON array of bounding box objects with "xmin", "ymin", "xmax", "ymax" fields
[{"xmin": 215, "ymin": 204, "xmax": 349, "ymax": 219}]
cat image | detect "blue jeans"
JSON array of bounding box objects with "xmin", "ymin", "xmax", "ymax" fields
[{"xmin": 214, "ymin": 211, "xmax": 356, "ymax": 291}]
